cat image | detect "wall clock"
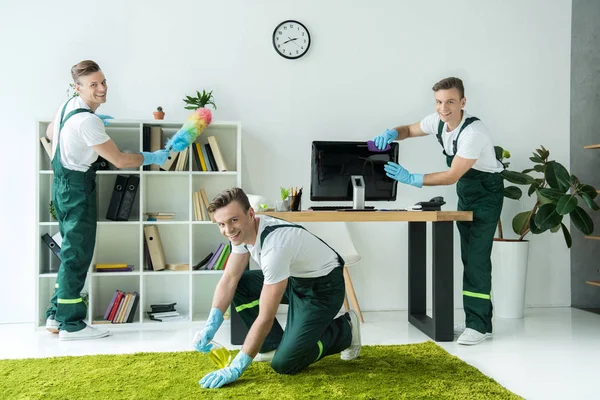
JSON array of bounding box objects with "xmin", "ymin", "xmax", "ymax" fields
[{"xmin": 272, "ymin": 20, "xmax": 311, "ymax": 59}]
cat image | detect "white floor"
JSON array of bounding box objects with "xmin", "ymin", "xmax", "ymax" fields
[{"xmin": 1, "ymin": 307, "xmax": 598, "ymax": 400}]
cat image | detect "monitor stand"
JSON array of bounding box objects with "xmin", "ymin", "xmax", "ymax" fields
[{"xmin": 351, "ymin": 175, "xmax": 366, "ymax": 210}]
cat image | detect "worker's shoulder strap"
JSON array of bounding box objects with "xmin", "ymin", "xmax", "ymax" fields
[
  {"xmin": 59, "ymin": 97, "xmax": 94, "ymax": 131},
  {"xmin": 259, "ymin": 218, "xmax": 344, "ymax": 266},
  {"xmin": 436, "ymin": 116, "xmax": 480, "ymax": 155}
]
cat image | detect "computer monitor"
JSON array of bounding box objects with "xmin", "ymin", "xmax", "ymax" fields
[{"xmin": 310, "ymin": 141, "xmax": 399, "ymax": 202}]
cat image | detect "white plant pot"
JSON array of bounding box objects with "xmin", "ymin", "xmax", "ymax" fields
[{"xmin": 491, "ymin": 240, "xmax": 530, "ymax": 319}]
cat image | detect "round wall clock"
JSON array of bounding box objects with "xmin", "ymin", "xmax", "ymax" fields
[{"xmin": 272, "ymin": 20, "xmax": 311, "ymax": 59}]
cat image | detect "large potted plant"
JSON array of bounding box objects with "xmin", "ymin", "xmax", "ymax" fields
[{"xmin": 492, "ymin": 145, "xmax": 599, "ymax": 318}]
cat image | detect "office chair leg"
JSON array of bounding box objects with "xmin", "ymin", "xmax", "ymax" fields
[{"xmin": 343, "ymin": 265, "xmax": 364, "ymax": 323}]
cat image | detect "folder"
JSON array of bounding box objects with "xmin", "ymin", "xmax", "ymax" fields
[
  {"xmin": 203, "ymin": 144, "xmax": 217, "ymax": 171},
  {"xmin": 160, "ymin": 150, "xmax": 178, "ymax": 171},
  {"xmin": 143, "ymin": 225, "xmax": 166, "ymax": 270},
  {"xmin": 116, "ymin": 175, "xmax": 140, "ymax": 221},
  {"xmin": 106, "ymin": 175, "xmax": 128, "ymax": 221},
  {"xmin": 41, "ymin": 233, "xmax": 61, "ymax": 261},
  {"xmin": 126, "ymin": 292, "xmax": 140, "ymax": 323},
  {"xmin": 95, "ymin": 156, "xmax": 110, "ymax": 170},
  {"xmin": 150, "ymin": 126, "xmax": 163, "ymax": 171}
]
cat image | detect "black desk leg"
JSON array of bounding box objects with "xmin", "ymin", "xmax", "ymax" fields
[{"xmin": 408, "ymin": 221, "xmax": 454, "ymax": 342}]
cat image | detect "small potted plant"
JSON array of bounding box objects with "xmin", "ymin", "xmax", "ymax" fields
[
  {"xmin": 276, "ymin": 187, "xmax": 290, "ymax": 212},
  {"xmin": 153, "ymin": 106, "xmax": 165, "ymax": 120},
  {"xmin": 183, "ymin": 90, "xmax": 217, "ymax": 110}
]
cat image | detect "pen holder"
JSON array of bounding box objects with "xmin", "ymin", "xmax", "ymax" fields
[{"xmin": 290, "ymin": 194, "xmax": 302, "ymax": 211}]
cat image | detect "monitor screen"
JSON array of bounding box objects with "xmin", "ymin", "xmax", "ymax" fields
[{"xmin": 310, "ymin": 141, "xmax": 399, "ymax": 201}]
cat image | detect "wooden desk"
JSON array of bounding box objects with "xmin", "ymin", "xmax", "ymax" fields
[{"xmin": 230, "ymin": 210, "xmax": 473, "ymax": 343}]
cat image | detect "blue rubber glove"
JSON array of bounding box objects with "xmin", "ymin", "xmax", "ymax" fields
[
  {"xmin": 384, "ymin": 161, "xmax": 424, "ymax": 188},
  {"xmin": 373, "ymin": 128, "xmax": 398, "ymax": 150},
  {"xmin": 141, "ymin": 149, "xmax": 170, "ymax": 166},
  {"xmin": 96, "ymin": 114, "xmax": 114, "ymax": 127},
  {"xmin": 199, "ymin": 350, "xmax": 253, "ymax": 389},
  {"xmin": 193, "ymin": 307, "xmax": 224, "ymax": 353}
]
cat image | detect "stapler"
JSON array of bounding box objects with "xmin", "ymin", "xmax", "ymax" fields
[{"xmin": 413, "ymin": 196, "xmax": 446, "ymax": 211}]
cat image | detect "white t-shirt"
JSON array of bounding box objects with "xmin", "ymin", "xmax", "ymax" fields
[
  {"xmin": 420, "ymin": 111, "xmax": 503, "ymax": 173},
  {"xmin": 231, "ymin": 215, "xmax": 340, "ymax": 285},
  {"xmin": 51, "ymin": 97, "xmax": 110, "ymax": 172}
]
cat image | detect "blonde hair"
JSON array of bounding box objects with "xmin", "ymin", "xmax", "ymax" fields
[{"xmin": 71, "ymin": 60, "xmax": 101, "ymax": 84}]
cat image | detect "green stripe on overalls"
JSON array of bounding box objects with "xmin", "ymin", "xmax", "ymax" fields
[
  {"xmin": 463, "ymin": 291, "xmax": 491, "ymax": 300},
  {"xmin": 235, "ymin": 299, "xmax": 260, "ymax": 312},
  {"xmin": 314, "ymin": 340, "xmax": 324, "ymax": 362},
  {"xmin": 437, "ymin": 115, "xmax": 503, "ymax": 335},
  {"xmin": 57, "ymin": 298, "xmax": 83, "ymax": 304}
]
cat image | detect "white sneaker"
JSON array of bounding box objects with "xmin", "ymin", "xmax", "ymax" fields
[
  {"xmin": 340, "ymin": 310, "xmax": 361, "ymax": 361},
  {"xmin": 254, "ymin": 350, "xmax": 276, "ymax": 362},
  {"xmin": 457, "ymin": 328, "xmax": 491, "ymax": 345},
  {"xmin": 59, "ymin": 325, "xmax": 111, "ymax": 341},
  {"xmin": 454, "ymin": 323, "xmax": 492, "ymax": 336},
  {"xmin": 46, "ymin": 316, "xmax": 59, "ymax": 334}
]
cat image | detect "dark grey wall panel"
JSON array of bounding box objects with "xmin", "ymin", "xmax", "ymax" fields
[{"xmin": 571, "ymin": 0, "xmax": 600, "ymax": 308}]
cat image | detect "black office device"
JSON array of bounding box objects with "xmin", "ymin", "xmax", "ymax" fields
[
  {"xmin": 414, "ymin": 196, "xmax": 446, "ymax": 211},
  {"xmin": 310, "ymin": 141, "xmax": 400, "ymax": 206}
]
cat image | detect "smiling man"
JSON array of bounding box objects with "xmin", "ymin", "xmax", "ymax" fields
[
  {"xmin": 44, "ymin": 60, "xmax": 168, "ymax": 340},
  {"xmin": 371, "ymin": 77, "xmax": 504, "ymax": 345},
  {"xmin": 193, "ymin": 188, "xmax": 361, "ymax": 389}
]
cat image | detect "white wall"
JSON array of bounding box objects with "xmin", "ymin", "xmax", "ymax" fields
[{"xmin": 0, "ymin": 0, "xmax": 572, "ymax": 323}]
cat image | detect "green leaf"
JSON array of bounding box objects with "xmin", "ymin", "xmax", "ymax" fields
[
  {"xmin": 580, "ymin": 193, "xmax": 600, "ymax": 211},
  {"xmin": 184, "ymin": 106, "xmax": 198, "ymax": 110},
  {"xmin": 502, "ymin": 170, "xmax": 533, "ymax": 185},
  {"xmin": 533, "ymin": 164, "xmax": 545, "ymax": 173},
  {"xmin": 581, "ymin": 184, "xmax": 598, "ymax": 199},
  {"xmin": 545, "ymin": 161, "xmax": 570, "ymax": 192},
  {"xmin": 512, "ymin": 211, "xmax": 531, "ymax": 236},
  {"xmin": 570, "ymin": 206, "xmax": 594, "ymax": 235},
  {"xmin": 522, "ymin": 168, "xmax": 536, "ymax": 174},
  {"xmin": 529, "ymin": 212, "xmax": 547, "ymax": 234},
  {"xmin": 534, "ymin": 203, "xmax": 563, "ymax": 230},
  {"xmin": 530, "ymin": 155, "xmax": 544, "ymax": 163},
  {"xmin": 504, "ymin": 186, "xmax": 522, "ymax": 200},
  {"xmin": 528, "ymin": 183, "xmax": 539, "ymax": 196},
  {"xmin": 550, "ymin": 224, "xmax": 561, "ymax": 233},
  {"xmin": 537, "ymin": 188, "xmax": 564, "ymax": 203},
  {"xmin": 560, "ymin": 222, "xmax": 572, "ymax": 248},
  {"xmin": 556, "ymin": 194, "xmax": 577, "ymax": 215}
]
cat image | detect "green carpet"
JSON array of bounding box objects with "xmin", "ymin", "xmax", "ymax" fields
[{"xmin": 0, "ymin": 341, "xmax": 521, "ymax": 399}]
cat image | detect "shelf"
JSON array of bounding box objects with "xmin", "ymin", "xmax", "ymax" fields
[
  {"xmin": 142, "ymin": 270, "xmax": 190, "ymax": 275},
  {"xmin": 39, "ymin": 222, "xmax": 58, "ymax": 226},
  {"xmin": 191, "ymin": 171, "xmax": 237, "ymax": 176},
  {"xmin": 192, "ymin": 270, "xmax": 225, "ymax": 275},
  {"xmin": 92, "ymin": 272, "xmax": 141, "ymax": 277},
  {"xmin": 39, "ymin": 273, "xmax": 58, "ymax": 278},
  {"xmin": 584, "ymin": 236, "xmax": 600, "ymax": 240},
  {"xmin": 584, "ymin": 144, "xmax": 600, "ymax": 149},
  {"xmin": 586, "ymin": 281, "xmax": 600, "ymax": 287}
]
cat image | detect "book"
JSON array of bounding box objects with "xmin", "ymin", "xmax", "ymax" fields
[
  {"xmin": 40, "ymin": 137, "xmax": 52, "ymax": 159},
  {"xmin": 207, "ymin": 136, "xmax": 228, "ymax": 171}
]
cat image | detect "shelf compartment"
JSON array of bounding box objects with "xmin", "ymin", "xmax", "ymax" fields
[
  {"xmin": 143, "ymin": 174, "xmax": 189, "ymax": 221},
  {"xmin": 97, "ymin": 174, "xmax": 141, "ymax": 222},
  {"xmin": 38, "ymin": 225, "xmax": 62, "ymax": 274},
  {"xmin": 92, "ymin": 224, "xmax": 140, "ymax": 272},
  {"xmin": 91, "ymin": 275, "xmax": 141, "ymax": 324},
  {"xmin": 192, "ymin": 224, "xmax": 230, "ymax": 271},
  {"xmin": 142, "ymin": 274, "xmax": 190, "ymax": 322}
]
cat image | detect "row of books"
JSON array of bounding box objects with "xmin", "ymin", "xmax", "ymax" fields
[
  {"xmin": 193, "ymin": 188, "xmax": 211, "ymax": 221},
  {"xmin": 95, "ymin": 264, "xmax": 133, "ymax": 273},
  {"xmin": 101, "ymin": 290, "xmax": 140, "ymax": 324},
  {"xmin": 194, "ymin": 242, "xmax": 231, "ymax": 271},
  {"xmin": 146, "ymin": 302, "xmax": 184, "ymax": 322},
  {"xmin": 190, "ymin": 136, "xmax": 228, "ymax": 172}
]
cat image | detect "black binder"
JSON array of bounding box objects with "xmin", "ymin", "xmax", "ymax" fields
[
  {"xmin": 41, "ymin": 233, "xmax": 61, "ymax": 261},
  {"xmin": 116, "ymin": 175, "xmax": 140, "ymax": 221},
  {"xmin": 106, "ymin": 175, "xmax": 128, "ymax": 221},
  {"xmin": 95, "ymin": 156, "xmax": 110, "ymax": 170}
]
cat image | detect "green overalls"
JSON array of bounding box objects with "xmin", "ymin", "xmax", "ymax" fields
[
  {"xmin": 437, "ymin": 117, "xmax": 504, "ymax": 334},
  {"xmin": 233, "ymin": 222, "xmax": 352, "ymax": 375},
  {"xmin": 45, "ymin": 98, "xmax": 100, "ymax": 332}
]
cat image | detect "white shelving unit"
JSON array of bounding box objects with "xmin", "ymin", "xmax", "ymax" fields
[{"xmin": 35, "ymin": 119, "xmax": 241, "ymax": 330}]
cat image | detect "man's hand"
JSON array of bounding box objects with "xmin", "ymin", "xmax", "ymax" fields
[
  {"xmin": 96, "ymin": 114, "xmax": 114, "ymax": 127},
  {"xmin": 192, "ymin": 307, "xmax": 224, "ymax": 353},
  {"xmin": 373, "ymin": 129, "xmax": 398, "ymax": 150},
  {"xmin": 199, "ymin": 351, "xmax": 253, "ymax": 389},
  {"xmin": 141, "ymin": 149, "xmax": 170, "ymax": 166},
  {"xmin": 384, "ymin": 161, "xmax": 424, "ymax": 188}
]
